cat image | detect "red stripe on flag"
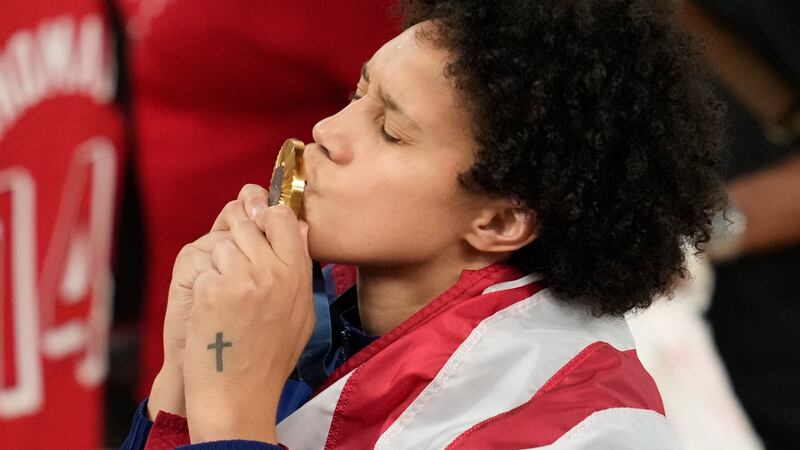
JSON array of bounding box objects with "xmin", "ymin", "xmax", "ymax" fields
[
  {"xmin": 321, "ymin": 265, "xmax": 546, "ymax": 449},
  {"xmin": 445, "ymin": 344, "xmax": 665, "ymax": 449},
  {"xmin": 324, "ymin": 366, "xmax": 363, "ymax": 449}
]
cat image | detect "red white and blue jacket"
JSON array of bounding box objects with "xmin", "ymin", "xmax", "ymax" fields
[{"xmin": 130, "ymin": 263, "xmax": 676, "ymax": 449}]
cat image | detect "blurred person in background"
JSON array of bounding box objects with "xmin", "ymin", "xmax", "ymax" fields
[
  {"xmin": 107, "ymin": 0, "xmax": 398, "ymax": 441},
  {"xmin": 631, "ymin": 2, "xmax": 800, "ymax": 449},
  {"xmin": 684, "ymin": 0, "xmax": 800, "ymax": 448},
  {"xmin": 0, "ymin": 0, "xmax": 124, "ymax": 449}
]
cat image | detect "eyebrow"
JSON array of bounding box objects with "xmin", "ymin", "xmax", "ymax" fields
[{"xmin": 361, "ymin": 62, "xmax": 421, "ymax": 131}]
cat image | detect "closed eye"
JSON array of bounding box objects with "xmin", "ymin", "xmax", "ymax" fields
[
  {"xmin": 380, "ymin": 126, "xmax": 402, "ymax": 144},
  {"xmin": 348, "ymin": 92, "xmax": 401, "ymax": 144}
]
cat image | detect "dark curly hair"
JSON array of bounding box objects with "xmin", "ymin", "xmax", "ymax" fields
[{"xmin": 399, "ymin": 0, "xmax": 726, "ymax": 316}]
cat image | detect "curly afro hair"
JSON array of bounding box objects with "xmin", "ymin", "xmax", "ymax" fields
[{"xmin": 399, "ymin": 0, "xmax": 726, "ymax": 316}]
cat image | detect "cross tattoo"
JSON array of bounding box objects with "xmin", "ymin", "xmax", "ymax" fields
[{"xmin": 207, "ymin": 332, "xmax": 232, "ymax": 372}]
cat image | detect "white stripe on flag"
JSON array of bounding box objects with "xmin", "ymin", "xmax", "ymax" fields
[
  {"xmin": 530, "ymin": 407, "xmax": 678, "ymax": 449},
  {"xmin": 276, "ymin": 370, "xmax": 355, "ymax": 450},
  {"xmin": 481, "ymin": 272, "xmax": 543, "ymax": 295},
  {"xmin": 375, "ymin": 288, "xmax": 635, "ymax": 449}
]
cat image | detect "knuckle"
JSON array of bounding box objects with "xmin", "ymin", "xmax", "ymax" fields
[
  {"xmin": 237, "ymin": 276, "xmax": 257, "ymax": 298},
  {"xmin": 224, "ymin": 199, "xmax": 243, "ymax": 213},
  {"xmin": 177, "ymin": 243, "xmax": 194, "ymax": 259},
  {"xmin": 215, "ymin": 200, "xmax": 244, "ymax": 229},
  {"xmin": 176, "ymin": 243, "xmax": 202, "ymax": 265},
  {"xmin": 239, "ymin": 183, "xmax": 259, "ymax": 197},
  {"xmin": 209, "ymin": 230, "xmax": 230, "ymax": 245},
  {"xmin": 210, "ymin": 240, "xmax": 229, "ymax": 260},
  {"xmin": 240, "ymin": 184, "xmax": 267, "ymax": 204},
  {"xmin": 231, "ymin": 218, "xmax": 253, "ymax": 232},
  {"xmin": 258, "ymin": 270, "xmax": 274, "ymax": 290},
  {"xmin": 193, "ymin": 271, "xmax": 212, "ymax": 299},
  {"xmin": 212, "ymin": 238, "xmax": 228, "ymax": 252}
]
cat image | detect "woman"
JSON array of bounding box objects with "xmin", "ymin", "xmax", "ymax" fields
[{"xmin": 123, "ymin": 0, "xmax": 724, "ymax": 448}]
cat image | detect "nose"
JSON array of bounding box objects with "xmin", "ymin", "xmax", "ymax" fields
[{"xmin": 311, "ymin": 105, "xmax": 354, "ymax": 165}]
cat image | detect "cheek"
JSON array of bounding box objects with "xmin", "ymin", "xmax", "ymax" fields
[
  {"xmin": 305, "ymin": 156, "xmax": 473, "ymax": 263},
  {"xmin": 341, "ymin": 187, "xmax": 466, "ymax": 254},
  {"xmin": 357, "ymin": 162, "xmax": 462, "ymax": 224}
]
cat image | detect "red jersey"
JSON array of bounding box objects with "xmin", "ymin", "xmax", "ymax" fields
[
  {"xmin": 118, "ymin": 0, "xmax": 399, "ymax": 397},
  {"xmin": 0, "ymin": 1, "xmax": 124, "ymax": 448}
]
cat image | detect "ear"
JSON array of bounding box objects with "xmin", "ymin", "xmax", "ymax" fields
[{"xmin": 464, "ymin": 202, "xmax": 537, "ymax": 253}]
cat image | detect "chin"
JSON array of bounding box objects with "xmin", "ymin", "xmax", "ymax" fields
[
  {"xmin": 307, "ymin": 229, "xmax": 343, "ymax": 263},
  {"xmin": 307, "ymin": 234, "xmax": 367, "ymax": 266}
]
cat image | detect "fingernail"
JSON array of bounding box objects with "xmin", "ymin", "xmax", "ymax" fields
[{"xmin": 251, "ymin": 203, "xmax": 267, "ymax": 218}]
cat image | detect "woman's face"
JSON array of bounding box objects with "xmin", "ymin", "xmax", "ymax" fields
[{"xmin": 304, "ymin": 22, "xmax": 486, "ymax": 267}]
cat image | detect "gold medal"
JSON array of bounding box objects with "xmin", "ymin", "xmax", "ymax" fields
[{"xmin": 268, "ymin": 138, "xmax": 306, "ymax": 217}]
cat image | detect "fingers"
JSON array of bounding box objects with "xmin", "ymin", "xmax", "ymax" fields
[
  {"xmin": 172, "ymin": 241, "xmax": 217, "ymax": 290},
  {"xmin": 252, "ymin": 204, "xmax": 309, "ymax": 268},
  {"xmin": 211, "ymin": 200, "xmax": 248, "ymax": 232},
  {"xmin": 191, "ymin": 231, "xmax": 231, "ymax": 252},
  {"xmin": 228, "ymin": 219, "xmax": 277, "ymax": 265},
  {"xmin": 210, "ymin": 237, "xmax": 251, "ymax": 275},
  {"xmin": 210, "ymin": 185, "xmax": 270, "ymax": 232},
  {"xmin": 192, "ymin": 268, "xmax": 222, "ymax": 303},
  {"xmin": 237, "ymin": 184, "xmax": 270, "ymax": 219},
  {"xmin": 174, "ymin": 231, "xmax": 229, "ymax": 280}
]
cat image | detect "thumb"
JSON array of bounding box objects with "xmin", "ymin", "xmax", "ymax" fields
[{"xmin": 298, "ymin": 220, "xmax": 311, "ymax": 263}]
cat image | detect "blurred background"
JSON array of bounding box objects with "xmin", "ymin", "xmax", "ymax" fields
[{"xmin": 0, "ymin": 0, "xmax": 797, "ymax": 449}]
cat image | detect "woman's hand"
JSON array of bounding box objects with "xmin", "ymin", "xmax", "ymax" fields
[
  {"xmin": 148, "ymin": 185, "xmax": 272, "ymax": 420},
  {"xmin": 182, "ymin": 189, "xmax": 315, "ymax": 444},
  {"xmin": 148, "ymin": 231, "xmax": 229, "ymax": 419}
]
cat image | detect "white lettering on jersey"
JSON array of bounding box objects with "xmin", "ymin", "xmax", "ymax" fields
[
  {"xmin": 0, "ymin": 137, "xmax": 118, "ymax": 419},
  {"xmin": 0, "ymin": 14, "xmax": 115, "ymax": 139},
  {"xmin": 40, "ymin": 137, "xmax": 117, "ymax": 387},
  {"xmin": 0, "ymin": 168, "xmax": 43, "ymax": 418}
]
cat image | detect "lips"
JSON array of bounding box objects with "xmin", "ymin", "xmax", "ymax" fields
[
  {"xmin": 303, "ymin": 144, "xmax": 319, "ymax": 194},
  {"xmin": 303, "ymin": 170, "xmax": 316, "ymax": 195}
]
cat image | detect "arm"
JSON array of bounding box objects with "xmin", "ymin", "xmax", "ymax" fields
[
  {"xmin": 707, "ymin": 152, "xmax": 800, "ymax": 262},
  {"xmin": 728, "ymin": 153, "xmax": 800, "ymax": 254}
]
